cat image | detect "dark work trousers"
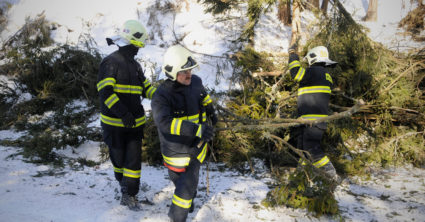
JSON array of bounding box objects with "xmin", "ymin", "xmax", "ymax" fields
[
  {"xmin": 103, "ymin": 128, "xmax": 143, "ymax": 196},
  {"xmin": 297, "ymin": 123, "xmax": 326, "ymax": 162},
  {"xmin": 168, "ymin": 158, "xmax": 201, "ymax": 222}
]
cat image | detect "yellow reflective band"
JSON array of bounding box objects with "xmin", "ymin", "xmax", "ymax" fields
[
  {"xmin": 202, "ymin": 112, "xmax": 207, "ymax": 122},
  {"xmin": 177, "ymin": 114, "xmax": 200, "ymax": 123},
  {"xmin": 105, "ymin": 94, "xmax": 119, "ymax": 109},
  {"xmin": 114, "ymin": 167, "xmax": 123, "ymax": 173},
  {"xmin": 202, "ymin": 95, "xmax": 212, "ymax": 106},
  {"xmin": 114, "ymin": 84, "xmax": 143, "ymax": 94},
  {"xmin": 197, "ymin": 143, "xmax": 208, "ymax": 163},
  {"xmin": 100, "ymin": 114, "xmax": 146, "ymax": 127},
  {"xmin": 298, "ymin": 86, "xmax": 331, "ymax": 95},
  {"xmin": 143, "ymin": 79, "xmax": 151, "ymax": 88},
  {"xmin": 170, "ymin": 118, "xmax": 183, "ymax": 135},
  {"xmin": 123, "ymin": 168, "xmax": 141, "ymax": 179},
  {"xmin": 172, "ymin": 194, "xmax": 192, "ymax": 209},
  {"xmin": 300, "ymin": 114, "xmax": 328, "ymax": 120},
  {"xmin": 288, "ymin": 60, "xmax": 301, "ymax": 70},
  {"xmin": 313, "ymin": 156, "xmax": 330, "ymax": 168},
  {"xmin": 326, "ymin": 73, "xmax": 333, "ymax": 84},
  {"xmin": 97, "ymin": 77, "xmax": 116, "ymax": 91},
  {"xmin": 146, "ymin": 86, "xmax": 156, "ymax": 99},
  {"xmin": 294, "ymin": 67, "xmax": 306, "ymax": 82},
  {"xmin": 196, "ymin": 125, "xmax": 202, "ymax": 138},
  {"xmin": 162, "ymin": 155, "xmax": 190, "ymax": 167}
]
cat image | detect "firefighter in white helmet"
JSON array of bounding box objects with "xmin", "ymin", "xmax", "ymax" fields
[
  {"xmin": 151, "ymin": 45, "xmax": 217, "ymax": 222},
  {"xmin": 288, "ymin": 44, "xmax": 339, "ymax": 181},
  {"xmin": 97, "ymin": 20, "xmax": 156, "ymax": 211}
]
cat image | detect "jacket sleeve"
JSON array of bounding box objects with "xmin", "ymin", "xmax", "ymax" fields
[
  {"xmin": 152, "ymin": 90, "xmax": 200, "ymax": 137},
  {"xmin": 288, "ymin": 53, "xmax": 306, "ymax": 82},
  {"xmin": 137, "ymin": 64, "xmax": 157, "ymax": 100},
  {"xmin": 200, "ymin": 89, "xmax": 212, "ymax": 107},
  {"xmin": 200, "ymin": 87, "xmax": 217, "ymax": 124},
  {"xmin": 142, "ymin": 78, "xmax": 157, "ymax": 100},
  {"xmin": 97, "ymin": 59, "xmax": 129, "ymax": 118}
]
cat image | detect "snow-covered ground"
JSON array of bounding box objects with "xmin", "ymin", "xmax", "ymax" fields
[
  {"xmin": 1, "ymin": 132, "xmax": 424, "ymax": 222},
  {"xmin": 1, "ymin": 0, "xmax": 424, "ymax": 221}
]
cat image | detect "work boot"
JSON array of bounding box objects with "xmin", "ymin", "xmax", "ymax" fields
[
  {"xmin": 121, "ymin": 193, "xmax": 141, "ymax": 211},
  {"xmin": 321, "ymin": 162, "xmax": 340, "ymax": 183}
]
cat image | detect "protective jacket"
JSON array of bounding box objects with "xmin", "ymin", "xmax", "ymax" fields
[
  {"xmin": 151, "ymin": 75, "xmax": 214, "ymax": 172},
  {"xmin": 97, "ymin": 47, "xmax": 156, "ymax": 131},
  {"xmin": 288, "ymin": 53, "xmax": 333, "ymax": 120}
]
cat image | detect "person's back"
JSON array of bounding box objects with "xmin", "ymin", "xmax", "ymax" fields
[
  {"xmin": 288, "ymin": 45, "xmax": 339, "ymax": 180},
  {"xmin": 296, "ymin": 64, "xmax": 332, "ymax": 120}
]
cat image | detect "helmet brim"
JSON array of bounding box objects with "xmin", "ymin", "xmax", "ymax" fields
[
  {"xmin": 108, "ymin": 35, "xmax": 130, "ymax": 47},
  {"xmin": 324, "ymin": 59, "xmax": 338, "ymax": 66}
]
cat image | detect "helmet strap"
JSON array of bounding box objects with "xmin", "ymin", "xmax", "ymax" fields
[{"xmin": 165, "ymin": 72, "xmax": 175, "ymax": 80}]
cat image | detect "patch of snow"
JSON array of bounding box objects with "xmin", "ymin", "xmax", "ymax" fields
[
  {"xmin": 0, "ymin": 129, "xmax": 27, "ymax": 140},
  {"xmin": 54, "ymin": 140, "xmax": 102, "ymax": 162},
  {"xmin": 65, "ymin": 99, "xmax": 90, "ymax": 113},
  {"xmin": 27, "ymin": 111, "xmax": 55, "ymax": 124},
  {"xmin": 87, "ymin": 113, "xmax": 101, "ymax": 128}
]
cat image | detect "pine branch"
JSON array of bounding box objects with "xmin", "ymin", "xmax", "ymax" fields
[
  {"xmin": 382, "ymin": 60, "xmax": 425, "ymax": 93},
  {"xmin": 215, "ymin": 99, "xmax": 365, "ymax": 132}
]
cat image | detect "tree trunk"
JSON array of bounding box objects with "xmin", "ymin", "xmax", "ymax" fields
[
  {"xmin": 321, "ymin": 0, "xmax": 329, "ymax": 15},
  {"xmin": 363, "ymin": 0, "xmax": 378, "ymax": 21},
  {"xmin": 290, "ymin": 0, "xmax": 302, "ymax": 45},
  {"xmin": 308, "ymin": 0, "xmax": 320, "ymax": 9},
  {"xmin": 277, "ymin": 0, "xmax": 291, "ymax": 26}
]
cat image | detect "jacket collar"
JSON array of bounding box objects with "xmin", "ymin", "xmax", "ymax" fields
[{"xmin": 118, "ymin": 45, "xmax": 139, "ymax": 59}]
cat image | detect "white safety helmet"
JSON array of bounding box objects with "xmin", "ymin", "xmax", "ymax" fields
[
  {"xmin": 304, "ymin": 46, "xmax": 337, "ymax": 66},
  {"xmin": 119, "ymin": 20, "xmax": 148, "ymax": 48},
  {"xmin": 162, "ymin": 45, "xmax": 198, "ymax": 81}
]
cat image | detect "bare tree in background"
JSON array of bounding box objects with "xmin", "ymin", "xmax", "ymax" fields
[
  {"xmin": 277, "ymin": 0, "xmax": 291, "ymax": 25},
  {"xmin": 363, "ymin": 0, "xmax": 378, "ymax": 21},
  {"xmin": 291, "ymin": 0, "xmax": 302, "ymax": 45},
  {"xmin": 321, "ymin": 0, "xmax": 329, "ymax": 15},
  {"xmin": 308, "ymin": 0, "xmax": 320, "ymax": 9}
]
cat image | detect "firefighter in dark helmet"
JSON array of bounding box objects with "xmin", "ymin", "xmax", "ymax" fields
[
  {"xmin": 97, "ymin": 19, "xmax": 156, "ymax": 211},
  {"xmin": 288, "ymin": 45, "xmax": 339, "ymax": 181},
  {"xmin": 151, "ymin": 45, "xmax": 217, "ymax": 222}
]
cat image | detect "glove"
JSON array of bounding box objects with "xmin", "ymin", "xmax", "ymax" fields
[
  {"xmin": 197, "ymin": 124, "xmax": 214, "ymax": 142},
  {"xmin": 206, "ymin": 104, "xmax": 218, "ymax": 126},
  {"xmin": 210, "ymin": 113, "xmax": 218, "ymax": 126},
  {"xmin": 122, "ymin": 112, "xmax": 136, "ymax": 128},
  {"xmin": 288, "ymin": 43, "xmax": 297, "ymax": 54}
]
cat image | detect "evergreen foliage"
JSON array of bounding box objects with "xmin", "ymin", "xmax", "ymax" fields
[
  {"xmin": 264, "ymin": 167, "xmax": 339, "ymax": 216},
  {"xmin": 142, "ymin": 116, "xmax": 162, "ymax": 165},
  {"xmin": 198, "ymin": 0, "xmax": 239, "ymax": 14},
  {"xmin": 201, "ymin": 0, "xmax": 424, "ymax": 216},
  {"xmin": 0, "ymin": 15, "xmax": 102, "ymax": 164}
]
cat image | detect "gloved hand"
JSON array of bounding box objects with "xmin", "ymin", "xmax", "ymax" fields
[
  {"xmin": 288, "ymin": 43, "xmax": 298, "ymax": 54},
  {"xmin": 122, "ymin": 112, "xmax": 136, "ymax": 128},
  {"xmin": 209, "ymin": 113, "xmax": 218, "ymax": 126},
  {"xmin": 197, "ymin": 124, "xmax": 214, "ymax": 142}
]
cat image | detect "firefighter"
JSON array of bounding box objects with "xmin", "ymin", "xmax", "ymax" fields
[
  {"xmin": 97, "ymin": 20, "xmax": 156, "ymax": 211},
  {"xmin": 288, "ymin": 45, "xmax": 338, "ymax": 180},
  {"xmin": 151, "ymin": 45, "xmax": 217, "ymax": 222}
]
